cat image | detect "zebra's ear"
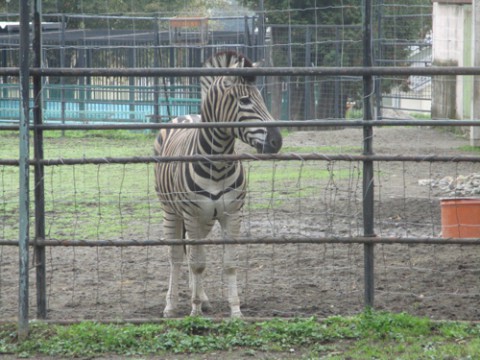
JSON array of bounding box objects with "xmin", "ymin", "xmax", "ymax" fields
[
  {"xmin": 201, "ymin": 51, "xmax": 256, "ymax": 99},
  {"xmin": 221, "ymin": 76, "xmax": 237, "ymax": 88}
]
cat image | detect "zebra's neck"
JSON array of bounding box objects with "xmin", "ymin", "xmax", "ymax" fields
[{"xmin": 195, "ymin": 127, "xmax": 235, "ymax": 156}]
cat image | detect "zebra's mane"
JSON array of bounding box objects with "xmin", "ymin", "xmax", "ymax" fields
[{"xmin": 200, "ymin": 51, "xmax": 256, "ymax": 100}]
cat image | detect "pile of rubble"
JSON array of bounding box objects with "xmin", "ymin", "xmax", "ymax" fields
[{"xmin": 419, "ymin": 173, "xmax": 480, "ymax": 198}]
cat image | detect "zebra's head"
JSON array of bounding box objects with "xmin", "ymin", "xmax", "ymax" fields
[{"xmin": 200, "ymin": 51, "xmax": 282, "ymax": 154}]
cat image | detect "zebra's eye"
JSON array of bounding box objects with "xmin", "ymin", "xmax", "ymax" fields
[{"xmin": 239, "ymin": 96, "xmax": 252, "ymax": 106}]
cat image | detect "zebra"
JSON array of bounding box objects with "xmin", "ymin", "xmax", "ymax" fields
[{"xmin": 154, "ymin": 51, "xmax": 282, "ymax": 318}]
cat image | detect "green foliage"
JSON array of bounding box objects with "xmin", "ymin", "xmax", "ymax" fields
[
  {"xmin": 357, "ymin": 310, "xmax": 432, "ymax": 340},
  {"xmin": 241, "ymin": 0, "xmax": 432, "ymax": 120},
  {"xmin": 3, "ymin": 312, "xmax": 480, "ymax": 358},
  {"xmin": 243, "ymin": 0, "xmax": 431, "ymax": 66},
  {"xmin": 1, "ymin": 0, "xmax": 234, "ymax": 17}
]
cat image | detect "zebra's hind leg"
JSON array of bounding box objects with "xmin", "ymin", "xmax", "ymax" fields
[
  {"xmin": 188, "ymin": 253, "xmax": 212, "ymax": 312},
  {"xmin": 187, "ymin": 246, "xmax": 212, "ymax": 313}
]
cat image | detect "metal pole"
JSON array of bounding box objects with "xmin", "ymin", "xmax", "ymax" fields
[
  {"xmin": 287, "ymin": 25, "xmax": 292, "ymax": 120},
  {"xmin": 363, "ymin": 0, "xmax": 375, "ymax": 309},
  {"xmin": 6, "ymin": 65, "xmax": 480, "ymax": 77},
  {"xmin": 60, "ymin": 15, "xmax": 66, "ymax": 136},
  {"xmin": 129, "ymin": 48, "xmax": 136, "ymax": 121},
  {"xmin": 257, "ymin": 0, "xmax": 267, "ymax": 100},
  {"xmin": 153, "ymin": 18, "xmax": 161, "ymax": 123},
  {"xmin": 375, "ymin": 0, "xmax": 384, "ymax": 120},
  {"xmin": 471, "ymin": 0, "xmax": 480, "ymax": 146},
  {"xmin": 305, "ymin": 27, "xmax": 311, "ymax": 120},
  {"xmin": 33, "ymin": 0, "xmax": 47, "ymax": 319},
  {"xmin": 334, "ymin": 27, "xmax": 340, "ymax": 118},
  {"xmin": 18, "ymin": 0, "xmax": 31, "ymax": 340},
  {"xmin": 259, "ymin": 0, "xmax": 265, "ymax": 47}
]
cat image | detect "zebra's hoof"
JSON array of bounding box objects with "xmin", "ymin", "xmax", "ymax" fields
[
  {"xmin": 202, "ymin": 301, "xmax": 213, "ymax": 312},
  {"xmin": 230, "ymin": 310, "xmax": 243, "ymax": 319},
  {"xmin": 163, "ymin": 308, "xmax": 176, "ymax": 318},
  {"xmin": 190, "ymin": 309, "xmax": 203, "ymax": 317}
]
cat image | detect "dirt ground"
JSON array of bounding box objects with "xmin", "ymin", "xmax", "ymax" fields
[{"xmin": 2, "ymin": 125, "xmax": 480, "ymax": 324}]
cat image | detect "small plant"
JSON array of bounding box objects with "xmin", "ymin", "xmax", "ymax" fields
[{"xmin": 3, "ymin": 312, "xmax": 480, "ymax": 358}]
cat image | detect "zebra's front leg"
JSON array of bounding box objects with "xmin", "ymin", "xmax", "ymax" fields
[
  {"xmin": 221, "ymin": 216, "xmax": 243, "ymax": 318},
  {"xmin": 223, "ymin": 244, "xmax": 242, "ymax": 318},
  {"xmin": 188, "ymin": 244, "xmax": 207, "ymax": 316},
  {"xmin": 164, "ymin": 245, "xmax": 183, "ymax": 318}
]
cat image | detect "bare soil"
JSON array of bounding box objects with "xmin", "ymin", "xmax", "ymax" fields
[{"xmin": 2, "ymin": 125, "xmax": 480, "ymax": 326}]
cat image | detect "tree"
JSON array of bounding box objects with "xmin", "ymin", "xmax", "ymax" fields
[
  {"xmin": 242, "ymin": 0, "xmax": 432, "ymax": 120},
  {"xmin": 1, "ymin": 0, "xmax": 233, "ymax": 18}
]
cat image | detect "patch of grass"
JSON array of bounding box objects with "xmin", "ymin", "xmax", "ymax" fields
[
  {"xmin": 459, "ymin": 145, "xmax": 480, "ymax": 153},
  {"xmin": 282, "ymin": 144, "xmax": 362, "ymax": 154},
  {"xmin": 45, "ymin": 129, "xmax": 154, "ymax": 140},
  {"xmin": 245, "ymin": 160, "xmax": 356, "ymax": 210},
  {"xmin": 357, "ymin": 310, "xmax": 432, "ymax": 340},
  {"xmin": 3, "ymin": 312, "xmax": 480, "ymax": 358},
  {"xmin": 2, "ymin": 131, "xmax": 357, "ymax": 240},
  {"xmin": 247, "ymin": 161, "xmax": 347, "ymax": 183},
  {"xmin": 0, "ymin": 132, "xmax": 159, "ymax": 241}
]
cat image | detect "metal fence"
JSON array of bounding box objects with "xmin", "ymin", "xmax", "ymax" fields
[
  {"xmin": 375, "ymin": 1, "xmax": 433, "ymax": 118},
  {"xmin": 0, "ymin": 7, "xmax": 432, "ymax": 124},
  {"xmin": 2, "ymin": 0, "xmax": 480, "ymax": 340}
]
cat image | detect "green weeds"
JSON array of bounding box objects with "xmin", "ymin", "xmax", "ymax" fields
[{"xmin": 2, "ymin": 312, "xmax": 480, "ymax": 358}]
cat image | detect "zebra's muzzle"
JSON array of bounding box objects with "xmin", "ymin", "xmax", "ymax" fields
[{"xmin": 255, "ymin": 127, "xmax": 283, "ymax": 154}]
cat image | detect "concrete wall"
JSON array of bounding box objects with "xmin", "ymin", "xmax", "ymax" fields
[{"xmin": 432, "ymin": 2, "xmax": 472, "ymax": 119}]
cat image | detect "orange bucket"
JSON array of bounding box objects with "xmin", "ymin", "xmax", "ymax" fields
[{"xmin": 441, "ymin": 198, "xmax": 480, "ymax": 238}]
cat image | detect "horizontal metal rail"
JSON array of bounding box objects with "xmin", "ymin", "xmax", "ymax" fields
[
  {"xmin": 1, "ymin": 120, "xmax": 480, "ymax": 132},
  {"xmin": 0, "ymin": 236, "xmax": 479, "ymax": 247},
  {"xmin": 2, "ymin": 66, "xmax": 480, "ymax": 77},
  {"xmin": 1, "ymin": 153, "xmax": 479, "ymax": 166}
]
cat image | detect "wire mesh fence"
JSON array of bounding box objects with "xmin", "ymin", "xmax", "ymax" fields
[
  {"xmin": 2, "ymin": 0, "xmax": 480, "ymax": 327},
  {"xmin": 0, "ymin": 2, "xmax": 434, "ymax": 123},
  {"xmin": 2, "ymin": 125, "xmax": 480, "ymax": 321}
]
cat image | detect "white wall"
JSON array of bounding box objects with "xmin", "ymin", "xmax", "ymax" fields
[{"xmin": 432, "ymin": 2, "xmax": 472, "ymax": 119}]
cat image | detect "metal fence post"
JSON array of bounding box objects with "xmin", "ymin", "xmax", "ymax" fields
[
  {"xmin": 33, "ymin": 0, "xmax": 47, "ymax": 319},
  {"xmin": 153, "ymin": 18, "xmax": 161, "ymax": 123},
  {"xmin": 129, "ymin": 47, "xmax": 136, "ymax": 120},
  {"xmin": 18, "ymin": 0, "xmax": 31, "ymax": 340},
  {"xmin": 363, "ymin": 0, "xmax": 376, "ymax": 309},
  {"xmin": 304, "ymin": 27, "xmax": 312, "ymax": 120},
  {"xmin": 60, "ymin": 15, "xmax": 66, "ymax": 136}
]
